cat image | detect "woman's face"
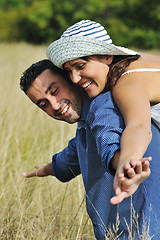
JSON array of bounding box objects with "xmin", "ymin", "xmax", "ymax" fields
[{"xmin": 64, "ymin": 55, "xmax": 113, "ymax": 98}]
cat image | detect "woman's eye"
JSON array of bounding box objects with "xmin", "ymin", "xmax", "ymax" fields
[
  {"xmin": 77, "ymin": 64, "xmax": 85, "ymax": 70},
  {"xmin": 64, "ymin": 68, "xmax": 71, "ymax": 73}
]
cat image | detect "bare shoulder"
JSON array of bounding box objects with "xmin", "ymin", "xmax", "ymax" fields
[
  {"xmin": 113, "ymin": 52, "xmax": 160, "ymax": 102},
  {"xmin": 112, "ymin": 79, "xmax": 150, "ymax": 125},
  {"xmin": 139, "ymin": 52, "xmax": 160, "ymax": 65}
]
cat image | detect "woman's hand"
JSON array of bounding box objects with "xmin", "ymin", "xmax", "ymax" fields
[{"xmin": 110, "ymin": 157, "xmax": 152, "ymax": 205}]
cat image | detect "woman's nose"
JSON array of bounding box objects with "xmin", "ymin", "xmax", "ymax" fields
[{"xmin": 70, "ymin": 70, "xmax": 81, "ymax": 84}]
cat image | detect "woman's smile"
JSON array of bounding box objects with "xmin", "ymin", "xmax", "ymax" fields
[{"xmin": 64, "ymin": 56, "xmax": 112, "ymax": 98}]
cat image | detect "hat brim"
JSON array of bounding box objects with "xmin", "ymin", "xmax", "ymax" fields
[{"xmin": 46, "ymin": 36, "xmax": 137, "ymax": 69}]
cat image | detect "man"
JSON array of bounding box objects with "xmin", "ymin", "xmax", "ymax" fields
[{"xmin": 20, "ymin": 59, "xmax": 160, "ymax": 239}]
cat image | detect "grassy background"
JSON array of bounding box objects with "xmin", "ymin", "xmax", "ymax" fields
[
  {"xmin": 0, "ymin": 43, "xmax": 95, "ymax": 240},
  {"xmin": 0, "ymin": 43, "xmax": 159, "ymax": 240}
]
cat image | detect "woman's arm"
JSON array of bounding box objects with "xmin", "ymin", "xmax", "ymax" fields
[
  {"xmin": 113, "ymin": 78, "xmax": 152, "ymax": 193},
  {"xmin": 88, "ymin": 91, "xmax": 152, "ymax": 204}
]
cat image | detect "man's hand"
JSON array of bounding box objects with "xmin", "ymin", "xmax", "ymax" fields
[
  {"xmin": 110, "ymin": 157, "xmax": 152, "ymax": 205},
  {"xmin": 22, "ymin": 163, "xmax": 53, "ymax": 178}
]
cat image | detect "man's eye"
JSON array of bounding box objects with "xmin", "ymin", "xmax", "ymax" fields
[
  {"xmin": 51, "ymin": 88, "xmax": 58, "ymax": 96},
  {"xmin": 39, "ymin": 100, "xmax": 49, "ymax": 109}
]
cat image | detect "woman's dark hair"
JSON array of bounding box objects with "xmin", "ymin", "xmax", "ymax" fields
[
  {"xmin": 20, "ymin": 59, "xmax": 69, "ymax": 94},
  {"xmin": 81, "ymin": 54, "xmax": 140, "ymax": 91},
  {"xmin": 106, "ymin": 54, "xmax": 140, "ymax": 90}
]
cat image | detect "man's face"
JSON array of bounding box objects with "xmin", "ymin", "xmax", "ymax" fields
[{"xmin": 27, "ymin": 69, "xmax": 83, "ymax": 123}]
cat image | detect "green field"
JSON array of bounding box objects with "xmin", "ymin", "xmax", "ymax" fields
[
  {"xmin": 0, "ymin": 43, "xmax": 159, "ymax": 240},
  {"xmin": 0, "ymin": 43, "xmax": 95, "ymax": 240}
]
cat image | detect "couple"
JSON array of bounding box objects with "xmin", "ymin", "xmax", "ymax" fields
[{"xmin": 21, "ymin": 20, "xmax": 160, "ymax": 239}]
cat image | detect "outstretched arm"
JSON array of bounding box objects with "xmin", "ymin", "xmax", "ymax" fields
[
  {"xmin": 22, "ymin": 163, "xmax": 53, "ymax": 178},
  {"xmin": 22, "ymin": 137, "xmax": 81, "ymax": 182},
  {"xmin": 88, "ymin": 91, "xmax": 152, "ymax": 204},
  {"xmin": 112, "ymin": 79, "xmax": 152, "ymax": 197}
]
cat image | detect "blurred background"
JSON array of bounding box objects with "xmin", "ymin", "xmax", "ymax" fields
[
  {"xmin": 0, "ymin": 1, "xmax": 159, "ymax": 239},
  {"xmin": 0, "ymin": 0, "xmax": 160, "ymax": 49}
]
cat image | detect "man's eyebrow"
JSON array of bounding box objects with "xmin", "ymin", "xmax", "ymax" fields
[{"xmin": 45, "ymin": 82, "xmax": 56, "ymax": 94}]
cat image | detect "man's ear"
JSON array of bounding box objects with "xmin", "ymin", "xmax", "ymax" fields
[{"xmin": 105, "ymin": 55, "xmax": 113, "ymax": 65}]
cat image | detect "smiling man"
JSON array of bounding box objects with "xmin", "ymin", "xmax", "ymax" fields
[
  {"xmin": 21, "ymin": 60, "xmax": 83, "ymax": 123},
  {"xmin": 20, "ymin": 59, "xmax": 160, "ymax": 239}
]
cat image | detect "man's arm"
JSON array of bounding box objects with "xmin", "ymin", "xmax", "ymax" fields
[
  {"xmin": 22, "ymin": 137, "xmax": 81, "ymax": 182},
  {"xmin": 52, "ymin": 138, "xmax": 81, "ymax": 182}
]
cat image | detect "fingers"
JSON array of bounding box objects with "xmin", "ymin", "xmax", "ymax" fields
[
  {"xmin": 141, "ymin": 156, "xmax": 152, "ymax": 162},
  {"xmin": 119, "ymin": 167, "xmax": 151, "ymax": 192},
  {"xmin": 123, "ymin": 157, "xmax": 151, "ymax": 174},
  {"xmin": 123, "ymin": 162, "xmax": 133, "ymax": 171},
  {"xmin": 142, "ymin": 160, "xmax": 150, "ymax": 171},
  {"xmin": 134, "ymin": 161, "xmax": 142, "ymax": 174},
  {"xmin": 124, "ymin": 158, "xmax": 151, "ymax": 179},
  {"xmin": 34, "ymin": 164, "xmax": 46, "ymax": 169},
  {"xmin": 22, "ymin": 165, "xmax": 40, "ymax": 178},
  {"xmin": 111, "ymin": 157, "xmax": 152, "ymax": 205},
  {"xmin": 110, "ymin": 192, "xmax": 127, "ymax": 205},
  {"xmin": 113, "ymin": 173, "xmax": 124, "ymax": 196},
  {"xmin": 22, "ymin": 171, "xmax": 37, "ymax": 178},
  {"xmin": 22, "ymin": 164, "xmax": 50, "ymax": 178},
  {"xmin": 125, "ymin": 167, "xmax": 136, "ymax": 178},
  {"xmin": 113, "ymin": 176, "xmax": 120, "ymax": 195}
]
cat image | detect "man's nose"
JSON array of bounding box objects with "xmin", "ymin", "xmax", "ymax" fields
[
  {"xmin": 49, "ymin": 97, "xmax": 60, "ymax": 110},
  {"xmin": 70, "ymin": 70, "xmax": 81, "ymax": 84}
]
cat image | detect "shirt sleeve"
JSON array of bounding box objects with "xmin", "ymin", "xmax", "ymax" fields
[
  {"xmin": 52, "ymin": 137, "xmax": 81, "ymax": 182},
  {"xmin": 87, "ymin": 93, "xmax": 125, "ymax": 172}
]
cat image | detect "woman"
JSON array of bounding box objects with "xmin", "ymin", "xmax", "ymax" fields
[{"xmin": 46, "ymin": 20, "xmax": 160, "ymax": 198}]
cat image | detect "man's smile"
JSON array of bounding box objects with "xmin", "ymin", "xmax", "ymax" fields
[{"xmin": 60, "ymin": 103, "xmax": 70, "ymax": 115}]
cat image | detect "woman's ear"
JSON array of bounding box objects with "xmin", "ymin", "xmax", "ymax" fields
[{"xmin": 105, "ymin": 55, "xmax": 113, "ymax": 65}]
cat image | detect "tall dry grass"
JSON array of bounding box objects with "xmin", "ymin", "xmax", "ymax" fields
[
  {"xmin": 0, "ymin": 44, "xmax": 159, "ymax": 240},
  {"xmin": 0, "ymin": 43, "xmax": 95, "ymax": 240}
]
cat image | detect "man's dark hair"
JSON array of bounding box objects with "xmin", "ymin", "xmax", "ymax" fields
[{"xmin": 20, "ymin": 59, "xmax": 69, "ymax": 94}]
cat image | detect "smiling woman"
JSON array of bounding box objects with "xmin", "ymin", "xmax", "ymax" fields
[
  {"xmin": 64, "ymin": 55, "xmax": 113, "ymax": 98},
  {"xmin": 45, "ymin": 20, "xmax": 160, "ymax": 238},
  {"xmin": 47, "ymin": 19, "xmax": 160, "ymax": 199}
]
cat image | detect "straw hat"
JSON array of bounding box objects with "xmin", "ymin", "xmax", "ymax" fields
[{"xmin": 46, "ymin": 20, "xmax": 137, "ymax": 69}]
